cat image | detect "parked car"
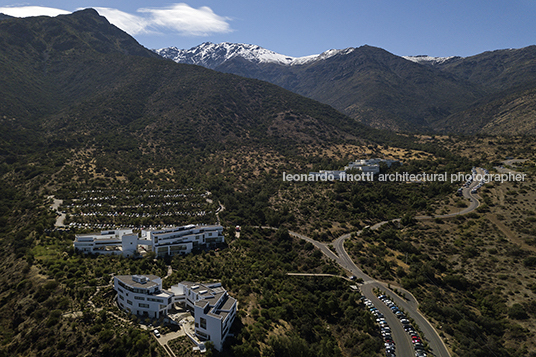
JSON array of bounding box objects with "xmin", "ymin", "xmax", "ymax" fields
[{"xmin": 153, "ymin": 329, "xmax": 160, "ymax": 338}]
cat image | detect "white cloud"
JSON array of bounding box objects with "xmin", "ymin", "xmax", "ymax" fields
[
  {"xmin": 0, "ymin": 6, "xmax": 70, "ymax": 17},
  {"xmin": 138, "ymin": 3, "xmax": 232, "ymax": 36},
  {"xmin": 91, "ymin": 7, "xmax": 151, "ymax": 36},
  {"xmin": 0, "ymin": 3, "xmax": 232, "ymax": 37}
]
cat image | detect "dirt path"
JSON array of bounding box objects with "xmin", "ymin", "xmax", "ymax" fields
[{"xmin": 487, "ymin": 214, "xmax": 536, "ymax": 253}]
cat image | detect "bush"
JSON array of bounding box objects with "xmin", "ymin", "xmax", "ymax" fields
[
  {"xmin": 523, "ymin": 256, "xmax": 536, "ymax": 268},
  {"xmin": 508, "ymin": 303, "xmax": 529, "ymax": 320}
]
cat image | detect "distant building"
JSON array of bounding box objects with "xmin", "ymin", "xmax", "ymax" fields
[
  {"xmin": 73, "ymin": 224, "xmax": 224, "ymax": 257},
  {"xmin": 170, "ymin": 281, "xmax": 237, "ymax": 351},
  {"xmin": 305, "ymin": 159, "xmax": 400, "ymax": 181},
  {"xmin": 114, "ymin": 274, "xmax": 174, "ymax": 318},
  {"xmin": 344, "ymin": 158, "xmax": 400, "ymax": 174},
  {"xmin": 306, "ymin": 170, "xmax": 346, "ymax": 181}
]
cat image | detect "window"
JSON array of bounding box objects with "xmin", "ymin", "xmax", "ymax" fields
[
  {"xmin": 147, "ymin": 297, "xmax": 163, "ymax": 303},
  {"xmin": 134, "ymin": 296, "xmax": 145, "ymax": 300},
  {"xmin": 118, "ymin": 288, "xmax": 124, "ymax": 294},
  {"xmin": 139, "ymin": 303, "xmax": 149, "ymax": 308},
  {"xmin": 200, "ymin": 317, "xmax": 207, "ymax": 329},
  {"xmin": 119, "ymin": 295, "xmax": 124, "ymax": 300},
  {"xmin": 127, "ymin": 300, "xmax": 133, "ymax": 305}
]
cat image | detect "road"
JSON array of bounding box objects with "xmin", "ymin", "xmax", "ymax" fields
[
  {"xmin": 494, "ymin": 158, "xmax": 527, "ymax": 175},
  {"xmin": 364, "ymin": 284, "xmax": 415, "ymax": 357},
  {"xmin": 331, "ymin": 231, "xmax": 449, "ymax": 357},
  {"xmin": 502, "ymin": 158, "xmax": 527, "ymax": 167},
  {"xmin": 280, "ymin": 169, "xmax": 488, "ymax": 357},
  {"xmin": 216, "ymin": 201, "xmax": 224, "ymax": 226},
  {"xmin": 48, "ymin": 195, "xmax": 66, "ymax": 227}
]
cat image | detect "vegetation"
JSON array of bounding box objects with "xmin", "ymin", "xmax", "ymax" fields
[
  {"xmin": 163, "ymin": 227, "xmax": 383, "ymax": 357},
  {"xmin": 344, "ymin": 173, "xmax": 536, "ymax": 356},
  {"xmin": 1, "ymin": 9, "xmax": 536, "ymax": 357},
  {"xmin": 183, "ymin": 43, "xmax": 536, "ymax": 134}
]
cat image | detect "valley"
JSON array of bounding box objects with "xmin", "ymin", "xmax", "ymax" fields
[{"xmin": 1, "ymin": 8, "xmax": 536, "ymax": 357}]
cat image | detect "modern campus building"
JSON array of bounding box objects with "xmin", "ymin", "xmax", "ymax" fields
[
  {"xmin": 73, "ymin": 229, "xmax": 139, "ymax": 256},
  {"xmin": 306, "ymin": 158, "xmax": 401, "ymax": 181},
  {"xmin": 344, "ymin": 158, "xmax": 399, "ymax": 174},
  {"xmin": 140, "ymin": 225, "xmax": 224, "ymax": 257},
  {"xmin": 73, "ymin": 224, "xmax": 224, "ymax": 257},
  {"xmin": 113, "ymin": 275, "xmax": 237, "ymax": 351},
  {"xmin": 170, "ymin": 281, "xmax": 237, "ymax": 351},
  {"xmin": 114, "ymin": 275, "xmax": 174, "ymax": 318}
]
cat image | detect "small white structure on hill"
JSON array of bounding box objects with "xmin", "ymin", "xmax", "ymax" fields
[{"xmin": 344, "ymin": 158, "xmax": 400, "ymax": 174}]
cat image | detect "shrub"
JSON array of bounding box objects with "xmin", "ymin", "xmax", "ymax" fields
[{"xmin": 508, "ymin": 303, "xmax": 529, "ymax": 320}]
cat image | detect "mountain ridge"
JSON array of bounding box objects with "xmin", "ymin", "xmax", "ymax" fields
[
  {"xmin": 0, "ymin": 9, "xmax": 382, "ymax": 154},
  {"xmin": 154, "ymin": 42, "xmax": 356, "ymax": 68},
  {"xmin": 157, "ymin": 42, "xmax": 536, "ymax": 134},
  {"xmin": 157, "ymin": 42, "xmax": 485, "ymax": 132},
  {"xmin": 156, "ymin": 42, "xmax": 464, "ymax": 68}
]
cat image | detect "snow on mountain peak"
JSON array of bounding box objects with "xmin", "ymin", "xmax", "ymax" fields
[
  {"xmin": 154, "ymin": 42, "xmax": 356, "ymax": 68},
  {"xmin": 402, "ymin": 55, "xmax": 460, "ymax": 65}
]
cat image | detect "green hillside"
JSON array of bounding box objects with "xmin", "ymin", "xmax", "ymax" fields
[
  {"xmin": 437, "ymin": 46, "xmax": 536, "ymax": 91},
  {"xmin": 0, "ymin": 10, "xmax": 420, "ymax": 357},
  {"xmin": 199, "ymin": 44, "xmax": 536, "ymax": 135},
  {"xmin": 217, "ymin": 45, "xmax": 485, "ymax": 132},
  {"xmin": 0, "ymin": 10, "xmax": 389, "ymax": 159},
  {"xmin": 1, "ymin": 8, "xmax": 535, "ymax": 357}
]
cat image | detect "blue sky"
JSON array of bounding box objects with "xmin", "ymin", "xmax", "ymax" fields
[{"xmin": 0, "ymin": 0, "xmax": 535, "ymax": 58}]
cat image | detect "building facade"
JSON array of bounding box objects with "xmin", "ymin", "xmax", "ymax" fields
[
  {"xmin": 170, "ymin": 281, "xmax": 237, "ymax": 351},
  {"xmin": 141, "ymin": 225, "xmax": 224, "ymax": 257},
  {"xmin": 73, "ymin": 229, "xmax": 138, "ymax": 256},
  {"xmin": 114, "ymin": 275, "xmax": 173, "ymax": 318},
  {"xmin": 344, "ymin": 158, "xmax": 400, "ymax": 174},
  {"xmin": 74, "ymin": 224, "xmax": 224, "ymax": 257},
  {"xmin": 113, "ymin": 275, "xmax": 237, "ymax": 351}
]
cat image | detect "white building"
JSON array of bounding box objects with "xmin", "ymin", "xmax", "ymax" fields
[
  {"xmin": 141, "ymin": 225, "xmax": 224, "ymax": 258},
  {"xmin": 344, "ymin": 158, "xmax": 400, "ymax": 174},
  {"xmin": 114, "ymin": 275, "xmax": 174, "ymax": 318},
  {"xmin": 113, "ymin": 275, "xmax": 237, "ymax": 351},
  {"xmin": 170, "ymin": 281, "xmax": 237, "ymax": 351},
  {"xmin": 73, "ymin": 229, "xmax": 138, "ymax": 256},
  {"xmin": 74, "ymin": 225, "xmax": 225, "ymax": 257}
]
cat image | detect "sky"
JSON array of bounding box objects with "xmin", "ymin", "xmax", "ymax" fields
[{"xmin": 0, "ymin": 0, "xmax": 535, "ymax": 58}]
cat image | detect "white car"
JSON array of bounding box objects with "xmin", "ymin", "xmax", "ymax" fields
[{"xmin": 153, "ymin": 329, "xmax": 160, "ymax": 338}]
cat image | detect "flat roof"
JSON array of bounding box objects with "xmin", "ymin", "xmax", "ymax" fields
[
  {"xmin": 115, "ymin": 275, "xmax": 160, "ymax": 289},
  {"xmin": 148, "ymin": 225, "xmax": 223, "ymax": 234},
  {"xmin": 221, "ymin": 296, "xmax": 237, "ymax": 310}
]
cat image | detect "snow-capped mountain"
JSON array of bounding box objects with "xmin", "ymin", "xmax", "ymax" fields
[
  {"xmin": 154, "ymin": 42, "xmax": 355, "ymax": 68},
  {"xmin": 402, "ymin": 54, "xmax": 461, "ymax": 65}
]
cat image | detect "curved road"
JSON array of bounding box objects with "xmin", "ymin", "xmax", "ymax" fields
[{"xmin": 281, "ymin": 169, "xmax": 484, "ymax": 357}]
